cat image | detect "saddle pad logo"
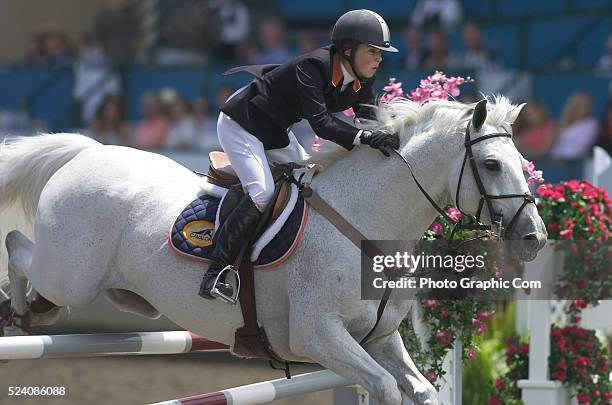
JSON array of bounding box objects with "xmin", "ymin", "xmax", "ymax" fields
[{"xmin": 183, "ymin": 220, "xmax": 215, "ymax": 247}]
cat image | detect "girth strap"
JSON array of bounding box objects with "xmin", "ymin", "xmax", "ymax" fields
[{"xmin": 299, "ymin": 186, "xmax": 393, "ymax": 346}]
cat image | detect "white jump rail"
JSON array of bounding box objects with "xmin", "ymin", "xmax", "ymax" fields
[
  {"xmin": 0, "ymin": 331, "xmax": 228, "ymax": 360},
  {"xmin": 149, "ymin": 369, "xmax": 352, "ymax": 405}
]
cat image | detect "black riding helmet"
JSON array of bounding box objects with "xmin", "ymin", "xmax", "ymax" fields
[{"xmin": 331, "ymin": 9, "xmax": 398, "ymax": 83}]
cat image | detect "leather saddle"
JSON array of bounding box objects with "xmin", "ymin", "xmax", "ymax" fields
[{"xmin": 205, "ymin": 151, "xmax": 294, "ymax": 224}]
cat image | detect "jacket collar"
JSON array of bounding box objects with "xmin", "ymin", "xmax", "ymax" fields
[{"xmin": 331, "ymin": 53, "xmax": 361, "ymax": 92}]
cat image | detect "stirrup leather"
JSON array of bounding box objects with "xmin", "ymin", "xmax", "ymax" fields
[{"xmin": 210, "ymin": 265, "xmax": 241, "ymax": 305}]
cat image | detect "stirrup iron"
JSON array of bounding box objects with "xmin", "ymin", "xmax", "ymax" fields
[{"xmin": 211, "ymin": 265, "xmax": 241, "ymax": 305}]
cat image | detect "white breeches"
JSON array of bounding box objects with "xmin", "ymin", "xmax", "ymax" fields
[{"xmin": 216, "ymin": 111, "xmax": 309, "ymax": 211}]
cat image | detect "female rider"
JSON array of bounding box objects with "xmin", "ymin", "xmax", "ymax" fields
[{"xmin": 200, "ymin": 9, "xmax": 401, "ymax": 301}]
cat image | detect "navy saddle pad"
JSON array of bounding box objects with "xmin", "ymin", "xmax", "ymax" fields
[{"xmin": 169, "ymin": 194, "xmax": 308, "ymax": 269}]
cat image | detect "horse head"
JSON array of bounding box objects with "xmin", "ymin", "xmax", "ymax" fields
[
  {"xmin": 380, "ymin": 95, "xmax": 547, "ymax": 261},
  {"xmin": 445, "ymin": 98, "xmax": 547, "ymax": 261}
]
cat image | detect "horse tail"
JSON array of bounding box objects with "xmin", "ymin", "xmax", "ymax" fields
[{"xmin": 0, "ymin": 133, "xmax": 101, "ymax": 220}]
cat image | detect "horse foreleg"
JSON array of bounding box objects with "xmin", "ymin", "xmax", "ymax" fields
[
  {"xmin": 289, "ymin": 312, "xmax": 402, "ymax": 405},
  {"xmin": 6, "ymin": 230, "xmax": 33, "ymax": 317},
  {"xmin": 5, "ymin": 230, "xmax": 62, "ymax": 331},
  {"xmin": 364, "ymin": 330, "xmax": 439, "ymax": 405}
]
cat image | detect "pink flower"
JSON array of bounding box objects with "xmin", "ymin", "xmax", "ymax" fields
[
  {"xmin": 519, "ymin": 343, "xmax": 529, "ymax": 355},
  {"xmin": 428, "ymin": 221, "xmax": 444, "ymax": 235},
  {"xmin": 467, "ymin": 347, "xmax": 477, "ymax": 360},
  {"xmin": 428, "ymin": 71, "xmax": 446, "ymax": 82},
  {"xmin": 408, "ymin": 71, "xmax": 470, "ymax": 104},
  {"xmin": 523, "ymin": 160, "xmax": 544, "ymax": 185},
  {"xmin": 439, "ymin": 308, "xmax": 449, "ymax": 318},
  {"xmin": 381, "ymin": 78, "xmax": 404, "ymax": 102},
  {"xmin": 423, "ymin": 299, "xmax": 438, "ymax": 309},
  {"xmin": 478, "ymin": 310, "xmax": 494, "ymax": 321},
  {"xmin": 425, "ymin": 370, "xmax": 438, "ymax": 383},
  {"xmin": 447, "ymin": 207, "xmax": 462, "ymax": 221},
  {"xmin": 495, "ymin": 377, "xmax": 505, "ymax": 390}
]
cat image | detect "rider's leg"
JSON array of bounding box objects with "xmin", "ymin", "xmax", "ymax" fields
[{"xmin": 199, "ymin": 113, "xmax": 274, "ymax": 300}]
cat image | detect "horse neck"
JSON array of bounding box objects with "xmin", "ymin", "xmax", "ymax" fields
[{"xmin": 312, "ymin": 129, "xmax": 458, "ymax": 240}]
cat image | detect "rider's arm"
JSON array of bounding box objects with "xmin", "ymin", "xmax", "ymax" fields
[{"xmin": 295, "ymin": 60, "xmax": 361, "ymax": 150}]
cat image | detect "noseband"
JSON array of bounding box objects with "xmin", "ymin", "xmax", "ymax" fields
[{"xmin": 395, "ymin": 119, "xmax": 536, "ymax": 239}]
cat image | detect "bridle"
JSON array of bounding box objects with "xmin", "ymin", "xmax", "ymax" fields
[{"xmin": 394, "ymin": 118, "xmax": 536, "ymax": 240}]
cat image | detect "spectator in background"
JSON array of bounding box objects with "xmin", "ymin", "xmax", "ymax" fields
[
  {"xmin": 93, "ymin": 0, "xmax": 139, "ymax": 66},
  {"xmin": 252, "ymin": 18, "xmax": 293, "ymax": 64},
  {"xmin": 411, "ymin": 0, "xmax": 463, "ymax": 31},
  {"xmin": 211, "ymin": 0, "xmax": 250, "ymax": 62},
  {"xmin": 516, "ymin": 100, "xmax": 556, "ymax": 157},
  {"xmin": 25, "ymin": 33, "xmax": 47, "ymax": 65},
  {"xmin": 192, "ymin": 97, "xmax": 219, "ymax": 149},
  {"xmin": 401, "ymin": 25, "xmax": 425, "ymax": 70},
  {"xmin": 73, "ymin": 32, "xmax": 122, "ymax": 125},
  {"xmin": 88, "ymin": 95, "xmax": 130, "ymax": 145},
  {"xmin": 25, "ymin": 24, "xmax": 74, "ymax": 66},
  {"xmin": 42, "ymin": 29, "xmax": 74, "ymax": 66},
  {"xmin": 551, "ymin": 92, "xmax": 599, "ymax": 159},
  {"xmin": 156, "ymin": 0, "xmax": 220, "ymax": 65},
  {"xmin": 166, "ymin": 96, "xmax": 197, "ymax": 149},
  {"xmin": 422, "ymin": 30, "xmax": 451, "ymax": 69},
  {"xmin": 597, "ymin": 101, "xmax": 612, "ymax": 154},
  {"xmin": 453, "ymin": 21, "xmax": 498, "ymax": 71},
  {"xmin": 596, "ymin": 34, "xmax": 612, "ymax": 71},
  {"xmin": 134, "ymin": 92, "xmax": 170, "ymax": 149},
  {"xmin": 298, "ymin": 33, "xmax": 320, "ymax": 54}
]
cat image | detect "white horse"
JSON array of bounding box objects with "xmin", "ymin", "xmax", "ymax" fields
[{"xmin": 0, "ymin": 97, "xmax": 546, "ymax": 405}]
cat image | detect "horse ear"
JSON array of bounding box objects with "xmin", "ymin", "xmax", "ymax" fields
[
  {"xmin": 472, "ymin": 99, "xmax": 488, "ymax": 131},
  {"xmin": 506, "ymin": 102, "xmax": 526, "ymax": 125}
]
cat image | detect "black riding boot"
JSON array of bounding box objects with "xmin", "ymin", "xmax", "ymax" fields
[{"xmin": 199, "ymin": 194, "xmax": 262, "ymax": 300}]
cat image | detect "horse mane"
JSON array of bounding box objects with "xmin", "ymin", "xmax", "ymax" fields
[
  {"xmin": 377, "ymin": 94, "xmax": 522, "ymax": 137},
  {"xmin": 300, "ymin": 94, "xmax": 522, "ymax": 169}
]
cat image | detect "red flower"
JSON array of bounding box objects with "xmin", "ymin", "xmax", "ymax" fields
[
  {"xmin": 603, "ymin": 391, "xmax": 611, "ymax": 401},
  {"xmin": 425, "ymin": 370, "xmax": 438, "ymax": 383},
  {"xmin": 434, "ymin": 330, "xmax": 452, "ymax": 348},
  {"xmin": 487, "ymin": 397, "xmax": 502, "ymax": 405},
  {"xmin": 565, "ymin": 180, "xmax": 581, "ymax": 190},
  {"xmin": 576, "ymin": 391, "xmax": 591, "ymax": 404},
  {"xmin": 555, "ymin": 337, "xmax": 567, "ymax": 352},
  {"xmin": 571, "ymin": 299, "xmax": 587, "ymax": 310},
  {"xmin": 495, "ymin": 377, "xmax": 505, "ymax": 390},
  {"xmin": 519, "ymin": 343, "xmax": 529, "ymax": 355},
  {"xmin": 582, "ymin": 188, "xmax": 599, "ymax": 200},
  {"xmin": 439, "ymin": 308, "xmax": 449, "ymax": 318},
  {"xmin": 506, "ymin": 343, "xmax": 517, "ymax": 356}
]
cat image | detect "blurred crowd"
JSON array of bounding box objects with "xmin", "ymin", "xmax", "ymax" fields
[{"xmin": 9, "ymin": 0, "xmax": 612, "ymax": 158}]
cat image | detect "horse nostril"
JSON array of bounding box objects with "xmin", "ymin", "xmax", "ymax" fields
[{"xmin": 523, "ymin": 233, "xmax": 537, "ymax": 241}]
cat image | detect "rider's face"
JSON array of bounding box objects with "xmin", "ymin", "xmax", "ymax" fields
[{"xmin": 347, "ymin": 44, "xmax": 382, "ymax": 79}]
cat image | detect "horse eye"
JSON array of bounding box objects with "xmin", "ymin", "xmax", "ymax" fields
[{"xmin": 484, "ymin": 159, "xmax": 500, "ymax": 171}]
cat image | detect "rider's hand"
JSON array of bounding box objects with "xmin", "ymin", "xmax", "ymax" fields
[{"xmin": 360, "ymin": 129, "xmax": 399, "ymax": 157}]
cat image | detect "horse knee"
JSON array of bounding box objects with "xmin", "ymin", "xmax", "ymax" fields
[
  {"xmin": 371, "ymin": 374, "xmax": 402, "ymax": 405},
  {"xmin": 412, "ymin": 382, "xmax": 439, "ymax": 405},
  {"xmin": 6, "ymin": 230, "xmax": 33, "ymax": 272}
]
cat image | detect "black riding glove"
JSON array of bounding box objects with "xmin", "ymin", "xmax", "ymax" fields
[{"xmin": 360, "ymin": 130, "xmax": 399, "ymax": 157}]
